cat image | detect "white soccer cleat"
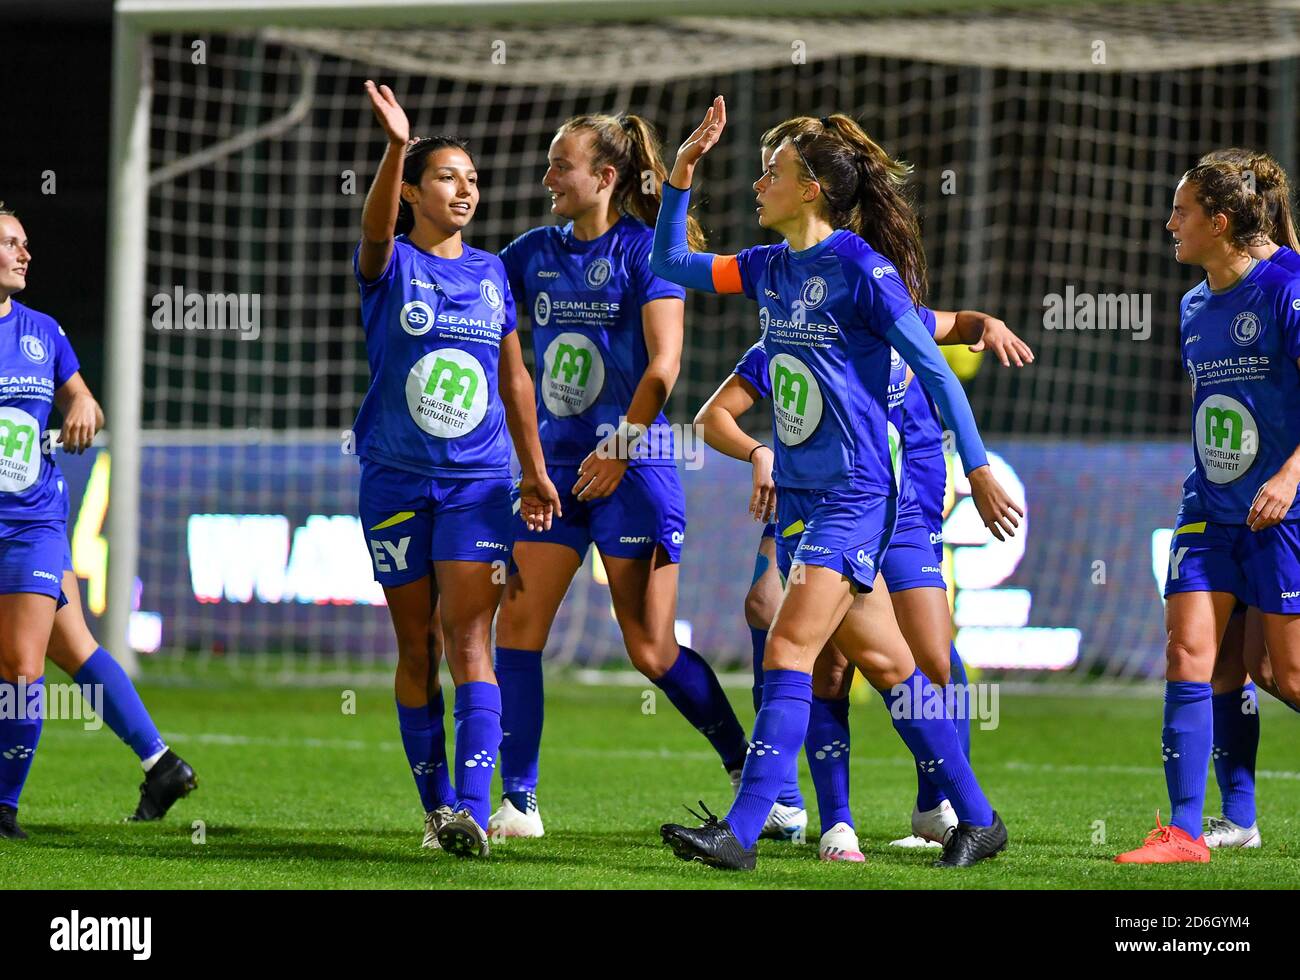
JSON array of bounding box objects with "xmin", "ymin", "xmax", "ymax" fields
[
  {"xmin": 890, "ymin": 800, "xmax": 958, "ymax": 848},
  {"xmin": 436, "ymin": 808, "xmax": 491, "ymax": 858},
  {"xmin": 1204, "ymin": 815, "xmax": 1261, "ymax": 848},
  {"xmin": 422, "ymin": 805, "xmax": 454, "ymax": 849},
  {"xmin": 819, "ymin": 821, "xmax": 866, "ymax": 862},
  {"xmin": 759, "ymin": 802, "xmax": 808, "ymax": 841},
  {"xmin": 487, "ymin": 796, "xmax": 544, "ymax": 839}
]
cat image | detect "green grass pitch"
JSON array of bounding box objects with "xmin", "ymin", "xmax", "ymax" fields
[{"xmin": 5, "ymin": 670, "xmax": 1299, "ymax": 888}]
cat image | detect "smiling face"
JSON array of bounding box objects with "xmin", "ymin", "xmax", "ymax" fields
[
  {"xmin": 1166, "ymin": 178, "xmax": 1224, "ymax": 267},
  {"xmin": 0, "ymin": 215, "xmax": 30, "ymax": 298},
  {"xmin": 543, "ymin": 130, "xmax": 613, "ymax": 220},
  {"xmin": 753, "ymin": 141, "xmax": 813, "ymax": 233},
  {"xmin": 402, "ymin": 147, "xmax": 479, "ymax": 235}
]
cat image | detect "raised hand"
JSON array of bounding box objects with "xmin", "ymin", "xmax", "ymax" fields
[
  {"xmin": 365, "ymin": 80, "xmax": 410, "ymax": 146},
  {"xmin": 670, "ymin": 95, "xmax": 727, "ymax": 187}
]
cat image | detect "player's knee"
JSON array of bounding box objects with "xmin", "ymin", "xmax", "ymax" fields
[
  {"xmin": 626, "ymin": 640, "xmax": 676, "ymax": 680},
  {"xmin": 1271, "ymin": 671, "xmax": 1300, "ymax": 709},
  {"xmin": 0, "ymin": 648, "xmax": 46, "ymax": 685},
  {"xmin": 1164, "ymin": 638, "xmax": 1213, "ymax": 679}
]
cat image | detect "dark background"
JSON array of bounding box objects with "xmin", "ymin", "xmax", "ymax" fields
[{"xmin": 7, "ymin": 0, "xmax": 113, "ymax": 394}]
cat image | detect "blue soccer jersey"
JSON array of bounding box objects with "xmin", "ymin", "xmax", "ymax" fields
[
  {"xmin": 1269, "ymin": 243, "xmax": 1300, "ymax": 276},
  {"xmin": 733, "ymin": 231, "xmax": 916, "ymax": 492},
  {"xmin": 499, "ymin": 216, "xmax": 685, "ymax": 466},
  {"xmin": 352, "ymin": 236, "xmax": 516, "ymax": 479},
  {"xmin": 0, "ymin": 300, "xmax": 79, "ymax": 523},
  {"xmin": 1179, "ymin": 259, "xmax": 1300, "ymax": 522}
]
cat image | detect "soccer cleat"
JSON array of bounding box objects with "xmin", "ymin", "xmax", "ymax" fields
[
  {"xmin": 1203, "ymin": 815, "xmax": 1261, "ymax": 849},
  {"xmin": 728, "ymin": 768, "xmax": 743, "ymax": 796},
  {"xmin": 1115, "ymin": 813, "xmax": 1210, "ymax": 864},
  {"xmin": 128, "ymin": 749, "xmax": 197, "ymax": 822},
  {"xmin": 933, "ymin": 810, "xmax": 1008, "ymax": 868},
  {"xmin": 0, "ymin": 804, "xmax": 27, "ymax": 840},
  {"xmin": 759, "ymin": 802, "xmax": 807, "ymax": 841},
  {"xmin": 818, "ymin": 821, "xmax": 865, "ymax": 862},
  {"xmin": 436, "ymin": 808, "xmax": 490, "ymax": 858},
  {"xmin": 422, "ymin": 805, "xmax": 454, "ymax": 849},
  {"xmin": 890, "ymin": 799, "xmax": 957, "ymax": 848},
  {"xmin": 661, "ymin": 801, "xmax": 756, "ymax": 871},
  {"xmin": 488, "ymin": 796, "xmax": 544, "ymax": 839}
]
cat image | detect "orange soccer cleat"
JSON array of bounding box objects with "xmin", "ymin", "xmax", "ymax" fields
[{"xmin": 1114, "ymin": 812, "xmax": 1211, "ymax": 864}]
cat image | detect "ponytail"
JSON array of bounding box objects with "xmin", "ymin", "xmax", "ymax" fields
[
  {"xmin": 557, "ymin": 113, "xmax": 706, "ymax": 250},
  {"xmin": 1200, "ymin": 148, "xmax": 1299, "ymax": 251}
]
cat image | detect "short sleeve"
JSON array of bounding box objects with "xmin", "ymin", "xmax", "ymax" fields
[
  {"xmin": 498, "ymin": 234, "xmax": 529, "ymax": 311},
  {"xmin": 841, "ymin": 249, "xmax": 915, "ymax": 338},
  {"xmin": 51, "ymin": 321, "xmax": 79, "ymax": 389},
  {"xmin": 733, "ymin": 341, "xmax": 771, "ymax": 398},
  {"xmin": 1275, "ymin": 276, "xmax": 1300, "ymax": 362},
  {"xmin": 734, "ymin": 245, "xmax": 767, "ymax": 301},
  {"xmin": 353, "ymin": 238, "xmax": 400, "ymax": 292},
  {"xmin": 499, "ymin": 268, "xmax": 518, "ymax": 339},
  {"xmin": 627, "ymin": 233, "xmax": 686, "ymax": 305},
  {"xmin": 917, "ymin": 305, "xmax": 938, "ymax": 337}
]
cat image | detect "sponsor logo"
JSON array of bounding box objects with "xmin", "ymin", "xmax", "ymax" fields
[
  {"xmin": 585, "ymin": 257, "xmax": 612, "ymax": 289},
  {"xmin": 670, "ymin": 530, "xmax": 684, "ymax": 545},
  {"xmin": 0, "ymin": 407, "xmax": 40, "ymax": 493},
  {"xmin": 475, "ymin": 540, "xmax": 509, "ymax": 552},
  {"xmin": 400, "ymin": 300, "xmax": 435, "ymax": 336},
  {"xmin": 542, "ymin": 332, "xmax": 605, "ymax": 417},
  {"xmin": 872, "ymin": 264, "xmax": 897, "ymax": 280},
  {"xmin": 405, "ymin": 348, "xmax": 489, "ymax": 438},
  {"xmin": 1184, "ymin": 333, "xmax": 1200, "ymax": 346},
  {"xmin": 370, "ymin": 537, "xmax": 412, "ymax": 573},
  {"xmin": 533, "ymin": 291, "xmax": 552, "ymax": 327},
  {"xmin": 769, "ymin": 352, "xmax": 824, "ymax": 446},
  {"xmin": 929, "ymin": 531, "xmax": 944, "ymax": 545},
  {"xmin": 1196, "ymin": 393, "xmax": 1258, "ymax": 484},
  {"xmin": 890, "ymin": 348, "xmax": 902, "ymax": 370},
  {"xmin": 887, "ymin": 421, "xmax": 903, "ymax": 486},
  {"xmin": 19, "ymin": 335, "xmax": 48, "ymax": 364},
  {"xmin": 409, "ymin": 277, "xmax": 440, "ymax": 292},
  {"xmin": 800, "ymin": 276, "xmax": 829, "ymax": 309},
  {"xmin": 32, "ymin": 569, "xmax": 58, "ymax": 581},
  {"xmin": 620, "ymin": 535, "xmax": 652, "ymax": 544},
  {"xmin": 537, "ymin": 270, "xmax": 560, "ymax": 279},
  {"xmin": 921, "ymin": 565, "xmax": 943, "ymax": 574},
  {"xmin": 763, "ymin": 288, "xmax": 781, "ymax": 300},
  {"xmin": 479, "ymin": 278, "xmax": 503, "ymax": 311},
  {"xmin": 855, "ymin": 549, "xmax": 876, "ymax": 569},
  {"xmin": 798, "ymin": 543, "xmax": 832, "ymax": 554},
  {"xmin": 1281, "ymin": 590, "xmax": 1300, "ymax": 599},
  {"xmin": 1230, "ymin": 310, "xmax": 1262, "ymax": 347}
]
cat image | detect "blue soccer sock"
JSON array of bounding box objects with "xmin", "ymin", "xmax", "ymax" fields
[
  {"xmin": 495, "ymin": 647, "xmax": 544, "ymax": 807},
  {"xmin": 805, "ymin": 695, "xmax": 852, "ymax": 834},
  {"xmin": 949, "ymin": 642, "xmax": 972, "ymax": 761},
  {"xmin": 1211, "ymin": 683, "xmax": 1259, "ymax": 828},
  {"xmin": 396, "ymin": 694, "xmax": 453, "ymax": 813},
  {"xmin": 453, "ymin": 681, "xmax": 502, "ymax": 829},
  {"xmin": 1164, "ymin": 680, "xmax": 1214, "ymax": 838},
  {"xmin": 748, "ymin": 627, "xmax": 803, "ymax": 808},
  {"xmin": 72, "ymin": 647, "xmax": 166, "ymax": 764},
  {"xmin": 0, "ymin": 676, "xmax": 44, "ymax": 810},
  {"xmin": 725, "ymin": 669, "xmax": 812, "ymax": 849},
  {"xmin": 881, "ymin": 669, "xmax": 993, "ymax": 827},
  {"xmin": 654, "ymin": 646, "xmax": 748, "ymax": 773},
  {"xmin": 426, "ymin": 687, "xmax": 454, "ymax": 806}
]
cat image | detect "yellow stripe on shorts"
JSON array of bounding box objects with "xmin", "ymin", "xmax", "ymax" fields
[
  {"xmin": 781, "ymin": 519, "xmax": 805, "ymax": 538},
  {"xmin": 1173, "ymin": 521, "xmax": 1207, "ymax": 537},
  {"xmin": 369, "ymin": 511, "xmax": 415, "ymax": 532}
]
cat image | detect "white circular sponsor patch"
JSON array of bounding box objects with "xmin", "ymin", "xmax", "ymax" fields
[
  {"xmin": 887, "ymin": 420, "xmax": 903, "ymax": 487},
  {"xmin": 0, "ymin": 407, "xmax": 42, "ymax": 493},
  {"xmin": 400, "ymin": 300, "xmax": 435, "ymax": 336},
  {"xmin": 19, "ymin": 335, "xmax": 47, "ymax": 364},
  {"xmin": 768, "ymin": 352, "xmax": 824, "ymax": 446},
  {"xmin": 1195, "ymin": 392, "xmax": 1258, "ymax": 484},
  {"xmin": 585, "ymin": 258, "xmax": 612, "ymax": 289},
  {"xmin": 541, "ymin": 332, "xmax": 605, "ymax": 417},
  {"xmin": 1230, "ymin": 311, "xmax": 1261, "ymax": 347},
  {"xmin": 405, "ymin": 348, "xmax": 488, "ymax": 438},
  {"xmin": 534, "ymin": 290, "xmax": 552, "ymax": 327}
]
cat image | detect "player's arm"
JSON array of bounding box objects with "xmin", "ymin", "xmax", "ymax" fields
[
  {"xmin": 695, "ymin": 372, "xmax": 774, "ymax": 523},
  {"xmin": 887, "ymin": 307, "xmax": 1022, "ymax": 540},
  {"xmin": 53, "ymin": 371, "xmax": 100, "ymax": 454},
  {"xmin": 1250, "ymin": 285, "xmax": 1300, "ymax": 530},
  {"xmin": 498, "ymin": 331, "xmax": 561, "ymax": 530},
  {"xmin": 574, "ymin": 297, "xmax": 684, "ymax": 502},
  {"xmin": 357, "ymin": 81, "xmax": 410, "ymax": 282},
  {"xmin": 651, "ymin": 96, "xmax": 746, "ymax": 295},
  {"xmin": 931, "ymin": 309, "xmax": 1035, "ymax": 367}
]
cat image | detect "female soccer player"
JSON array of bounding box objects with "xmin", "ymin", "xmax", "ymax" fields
[
  {"xmin": 654, "ymin": 98, "xmax": 1021, "ymax": 870},
  {"xmin": 487, "ymin": 112, "xmax": 749, "ymax": 838},
  {"xmin": 733, "ymin": 117, "xmax": 1035, "ymax": 857},
  {"xmin": 355, "ymin": 82, "xmax": 559, "ymax": 858},
  {"xmin": 1116, "ymin": 158, "xmax": 1300, "ymax": 864},
  {"xmin": 1192, "ymin": 148, "xmax": 1300, "ymax": 850},
  {"xmin": 0, "ymin": 203, "xmax": 99, "ymax": 838}
]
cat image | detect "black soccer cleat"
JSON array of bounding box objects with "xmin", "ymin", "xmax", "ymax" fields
[
  {"xmin": 660, "ymin": 801, "xmax": 756, "ymax": 871},
  {"xmin": 128, "ymin": 749, "xmax": 198, "ymax": 822},
  {"xmin": 0, "ymin": 804, "xmax": 28, "ymax": 840},
  {"xmin": 933, "ymin": 810, "xmax": 1007, "ymax": 868}
]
